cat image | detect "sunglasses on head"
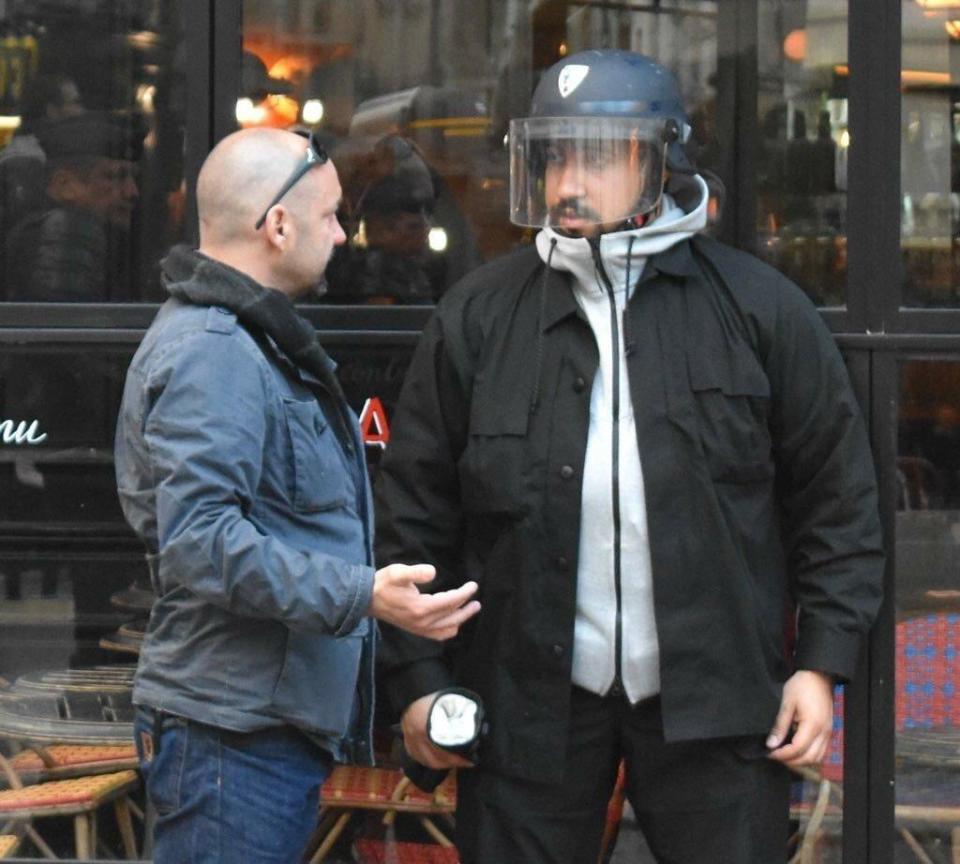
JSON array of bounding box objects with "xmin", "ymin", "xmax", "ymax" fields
[{"xmin": 254, "ymin": 131, "xmax": 329, "ymax": 230}]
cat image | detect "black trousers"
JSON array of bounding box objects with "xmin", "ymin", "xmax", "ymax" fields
[{"xmin": 455, "ymin": 687, "xmax": 791, "ymax": 864}]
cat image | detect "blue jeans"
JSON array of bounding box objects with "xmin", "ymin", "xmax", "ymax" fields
[{"xmin": 134, "ymin": 707, "xmax": 332, "ymax": 864}]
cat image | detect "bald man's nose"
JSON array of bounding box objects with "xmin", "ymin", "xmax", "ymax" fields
[{"xmin": 333, "ymin": 217, "xmax": 346, "ymax": 246}]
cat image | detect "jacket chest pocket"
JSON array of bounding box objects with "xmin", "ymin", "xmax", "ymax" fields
[
  {"xmin": 282, "ymin": 397, "xmax": 351, "ymax": 512},
  {"xmin": 458, "ymin": 379, "xmax": 530, "ymax": 518},
  {"xmin": 686, "ymin": 352, "xmax": 773, "ymax": 485}
]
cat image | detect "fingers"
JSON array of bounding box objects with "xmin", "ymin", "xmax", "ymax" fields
[
  {"xmin": 766, "ymin": 699, "xmax": 794, "ymax": 751},
  {"xmin": 370, "ymin": 564, "xmax": 480, "ymax": 639},
  {"xmin": 403, "ymin": 582, "xmax": 480, "ymax": 640},
  {"xmin": 380, "ymin": 563, "xmax": 437, "ymax": 586},
  {"xmin": 767, "ymin": 670, "xmax": 834, "ymax": 768},
  {"xmin": 416, "ymin": 600, "xmax": 482, "ymax": 641},
  {"xmin": 405, "ymin": 735, "xmax": 474, "ymax": 770},
  {"xmin": 767, "ymin": 718, "xmax": 831, "ymax": 767}
]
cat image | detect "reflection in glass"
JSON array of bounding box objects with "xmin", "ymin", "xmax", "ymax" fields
[
  {"xmin": 0, "ymin": 4, "xmax": 185, "ymax": 303},
  {"xmin": 895, "ymin": 361, "xmax": 960, "ymax": 860},
  {"xmin": 240, "ymin": 0, "xmax": 720, "ymax": 305},
  {"xmin": 901, "ymin": 2, "xmax": 960, "ymax": 306},
  {"xmin": 756, "ymin": 1, "xmax": 848, "ymax": 307}
]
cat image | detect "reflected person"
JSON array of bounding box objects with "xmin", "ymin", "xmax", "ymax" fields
[
  {"xmin": 4, "ymin": 111, "xmax": 141, "ymax": 302},
  {"xmin": 327, "ymin": 135, "xmax": 440, "ymax": 304}
]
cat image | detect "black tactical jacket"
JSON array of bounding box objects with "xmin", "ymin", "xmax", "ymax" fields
[{"xmin": 375, "ymin": 236, "xmax": 883, "ymax": 784}]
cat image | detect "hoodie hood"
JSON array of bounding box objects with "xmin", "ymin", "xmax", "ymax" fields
[{"xmin": 535, "ymin": 173, "xmax": 709, "ymax": 296}]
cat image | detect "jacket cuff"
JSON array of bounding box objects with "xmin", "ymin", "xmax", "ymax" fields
[
  {"xmin": 383, "ymin": 659, "xmax": 454, "ymax": 716},
  {"xmin": 335, "ymin": 564, "xmax": 375, "ymax": 636},
  {"xmin": 794, "ymin": 623, "xmax": 864, "ymax": 683}
]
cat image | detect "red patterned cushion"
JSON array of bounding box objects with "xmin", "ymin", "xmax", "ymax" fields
[
  {"xmin": 353, "ymin": 839, "xmax": 459, "ymax": 864},
  {"xmin": 321, "ymin": 766, "xmax": 456, "ymax": 810}
]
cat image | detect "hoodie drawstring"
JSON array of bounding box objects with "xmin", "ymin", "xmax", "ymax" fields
[
  {"xmin": 530, "ymin": 238, "xmax": 557, "ymax": 415},
  {"xmin": 623, "ymin": 235, "xmax": 636, "ymax": 357}
]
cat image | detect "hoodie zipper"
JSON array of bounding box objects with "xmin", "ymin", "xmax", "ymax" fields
[{"xmin": 589, "ymin": 240, "xmax": 624, "ymax": 697}]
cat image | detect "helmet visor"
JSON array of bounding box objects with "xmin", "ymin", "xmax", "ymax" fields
[{"xmin": 509, "ymin": 116, "xmax": 668, "ymax": 230}]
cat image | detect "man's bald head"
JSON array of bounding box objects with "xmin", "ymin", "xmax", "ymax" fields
[
  {"xmin": 197, "ymin": 128, "xmax": 309, "ymax": 246},
  {"xmin": 195, "ymin": 127, "xmax": 346, "ymax": 297}
]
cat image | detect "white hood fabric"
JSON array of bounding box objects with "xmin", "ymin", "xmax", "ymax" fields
[{"xmin": 535, "ymin": 175, "xmax": 709, "ymax": 703}]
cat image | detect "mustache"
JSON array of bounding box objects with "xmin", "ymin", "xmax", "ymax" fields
[{"xmin": 548, "ymin": 198, "xmax": 602, "ymax": 224}]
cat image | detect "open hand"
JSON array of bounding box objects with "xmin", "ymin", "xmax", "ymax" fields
[{"xmin": 368, "ymin": 563, "xmax": 480, "ymax": 640}]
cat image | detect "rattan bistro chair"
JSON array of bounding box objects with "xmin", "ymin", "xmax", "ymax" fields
[
  {"xmin": 308, "ymin": 765, "xmax": 457, "ymax": 864},
  {"xmin": 4, "ymin": 743, "xmax": 138, "ymax": 785},
  {"xmin": 0, "ymin": 751, "xmax": 139, "ymax": 860}
]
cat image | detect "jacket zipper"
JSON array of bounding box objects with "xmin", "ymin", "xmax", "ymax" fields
[{"xmin": 590, "ymin": 240, "xmax": 624, "ymax": 697}]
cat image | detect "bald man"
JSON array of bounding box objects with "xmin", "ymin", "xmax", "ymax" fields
[{"xmin": 115, "ymin": 129, "xmax": 480, "ymax": 864}]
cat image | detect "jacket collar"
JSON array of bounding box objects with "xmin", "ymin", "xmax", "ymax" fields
[{"xmin": 637, "ymin": 238, "xmax": 698, "ymax": 282}]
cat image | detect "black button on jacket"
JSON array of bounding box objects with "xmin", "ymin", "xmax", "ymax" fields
[{"xmin": 375, "ymin": 236, "xmax": 884, "ymax": 785}]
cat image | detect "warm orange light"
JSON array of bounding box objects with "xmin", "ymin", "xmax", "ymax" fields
[
  {"xmin": 834, "ymin": 64, "xmax": 952, "ymax": 85},
  {"xmin": 783, "ymin": 29, "xmax": 807, "ymax": 62},
  {"xmin": 916, "ymin": 0, "xmax": 960, "ymax": 9},
  {"xmin": 947, "ymin": 19, "xmax": 960, "ymax": 38},
  {"xmin": 268, "ymin": 56, "xmax": 311, "ymax": 85}
]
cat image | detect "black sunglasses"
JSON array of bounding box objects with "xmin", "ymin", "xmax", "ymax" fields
[{"xmin": 254, "ymin": 131, "xmax": 329, "ymax": 230}]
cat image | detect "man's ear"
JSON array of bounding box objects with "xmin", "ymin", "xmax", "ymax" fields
[
  {"xmin": 262, "ymin": 205, "xmax": 289, "ymax": 249},
  {"xmin": 47, "ymin": 168, "xmax": 85, "ymax": 204}
]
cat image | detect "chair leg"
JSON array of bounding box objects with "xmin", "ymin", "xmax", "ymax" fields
[
  {"xmin": 308, "ymin": 811, "xmax": 352, "ymax": 864},
  {"xmin": 75, "ymin": 814, "xmax": 92, "ymax": 859},
  {"xmin": 419, "ymin": 816, "xmax": 454, "ymax": 847},
  {"xmin": 142, "ymin": 798, "xmax": 156, "ymax": 859},
  {"xmin": 952, "ymin": 826, "xmax": 960, "ymax": 864},
  {"xmin": 899, "ymin": 827, "xmax": 935, "ymax": 864},
  {"xmin": 115, "ymin": 797, "xmax": 138, "ymax": 859},
  {"xmin": 19, "ymin": 823, "xmax": 55, "ymax": 860}
]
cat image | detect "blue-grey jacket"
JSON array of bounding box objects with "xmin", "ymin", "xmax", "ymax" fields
[{"xmin": 115, "ymin": 293, "xmax": 376, "ymax": 764}]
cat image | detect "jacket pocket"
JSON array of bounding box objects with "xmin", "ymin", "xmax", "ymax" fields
[
  {"xmin": 271, "ymin": 624, "xmax": 367, "ymax": 736},
  {"xmin": 686, "ymin": 353, "xmax": 774, "ymax": 484},
  {"xmin": 282, "ymin": 397, "xmax": 351, "ymax": 512},
  {"xmin": 458, "ymin": 376, "xmax": 529, "ymax": 517}
]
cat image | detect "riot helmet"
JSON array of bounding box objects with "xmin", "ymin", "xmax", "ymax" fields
[{"xmin": 509, "ymin": 50, "xmax": 694, "ymax": 232}]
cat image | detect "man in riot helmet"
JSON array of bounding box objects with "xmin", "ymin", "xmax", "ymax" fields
[{"xmin": 376, "ymin": 50, "xmax": 883, "ymax": 863}]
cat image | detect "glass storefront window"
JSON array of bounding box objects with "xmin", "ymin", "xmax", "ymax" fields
[
  {"xmin": 757, "ymin": 0, "xmax": 849, "ymax": 308},
  {"xmin": 895, "ymin": 360, "xmax": 960, "ymax": 860},
  {"xmin": 901, "ymin": 2, "xmax": 960, "ymax": 307},
  {"xmin": 0, "ymin": 2, "xmax": 186, "ymax": 303},
  {"xmin": 240, "ymin": 0, "xmax": 720, "ymax": 305}
]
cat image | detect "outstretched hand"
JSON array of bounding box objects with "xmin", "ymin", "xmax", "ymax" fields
[
  {"xmin": 368, "ymin": 563, "xmax": 480, "ymax": 641},
  {"xmin": 766, "ymin": 670, "xmax": 834, "ymax": 768}
]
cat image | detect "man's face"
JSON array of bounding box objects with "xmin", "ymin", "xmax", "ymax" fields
[
  {"xmin": 543, "ymin": 138, "xmax": 648, "ymax": 238},
  {"xmin": 58, "ymin": 158, "xmax": 139, "ymax": 228},
  {"xmin": 284, "ymin": 162, "xmax": 347, "ymax": 297},
  {"xmin": 49, "ymin": 81, "xmax": 84, "ymax": 120}
]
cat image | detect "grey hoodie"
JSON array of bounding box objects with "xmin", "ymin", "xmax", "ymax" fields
[{"xmin": 534, "ymin": 175, "xmax": 710, "ymax": 703}]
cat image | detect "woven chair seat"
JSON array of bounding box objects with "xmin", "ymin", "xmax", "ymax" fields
[
  {"xmin": 321, "ymin": 766, "xmax": 456, "ymax": 812},
  {"xmin": 10, "ymin": 744, "xmax": 137, "ymax": 776},
  {"xmin": 0, "ymin": 770, "xmax": 138, "ymax": 816},
  {"xmin": 353, "ymin": 839, "xmax": 460, "ymax": 864},
  {"xmin": 0, "ymin": 835, "xmax": 19, "ymax": 858}
]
